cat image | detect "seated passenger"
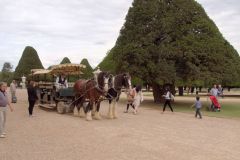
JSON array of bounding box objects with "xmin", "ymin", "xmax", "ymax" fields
[{"xmin": 55, "ymin": 73, "xmax": 68, "ymax": 90}]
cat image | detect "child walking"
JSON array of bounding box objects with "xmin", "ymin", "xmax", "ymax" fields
[{"xmin": 192, "ymin": 96, "xmax": 202, "ymax": 119}]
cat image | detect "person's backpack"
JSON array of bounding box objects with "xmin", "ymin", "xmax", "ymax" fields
[{"xmin": 12, "ymin": 96, "xmax": 17, "ymax": 103}]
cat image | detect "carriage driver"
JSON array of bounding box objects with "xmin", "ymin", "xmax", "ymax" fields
[{"xmin": 55, "ymin": 73, "xmax": 68, "ymax": 91}]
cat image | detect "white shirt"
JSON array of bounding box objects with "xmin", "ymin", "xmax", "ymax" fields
[
  {"xmin": 164, "ymin": 91, "xmax": 171, "ymax": 100},
  {"xmin": 210, "ymin": 88, "xmax": 218, "ymax": 97},
  {"xmin": 55, "ymin": 77, "xmax": 68, "ymax": 88}
]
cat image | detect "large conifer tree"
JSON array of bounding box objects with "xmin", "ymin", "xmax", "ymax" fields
[
  {"xmin": 101, "ymin": 0, "xmax": 240, "ymax": 102},
  {"xmin": 98, "ymin": 51, "xmax": 116, "ymax": 73}
]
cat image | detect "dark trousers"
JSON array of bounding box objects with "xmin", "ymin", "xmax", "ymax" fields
[
  {"xmin": 126, "ymin": 103, "xmax": 135, "ymax": 111},
  {"xmin": 163, "ymin": 100, "xmax": 173, "ymax": 112},
  {"xmin": 28, "ymin": 100, "xmax": 36, "ymax": 115},
  {"xmin": 195, "ymin": 108, "xmax": 202, "ymax": 118}
]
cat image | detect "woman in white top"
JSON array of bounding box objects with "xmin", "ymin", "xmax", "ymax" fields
[
  {"xmin": 55, "ymin": 74, "xmax": 68, "ymax": 91},
  {"xmin": 162, "ymin": 88, "xmax": 174, "ymax": 113},
  {"xmin": 133, "ymin": 85, "xmax": 143, "ymax": 114}
]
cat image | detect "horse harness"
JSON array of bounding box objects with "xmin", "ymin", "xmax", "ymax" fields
[{"xmin": 72, "ymin": 73, "xmax": 128, "ymax": 105}]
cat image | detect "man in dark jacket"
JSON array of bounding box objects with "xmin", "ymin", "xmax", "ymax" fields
[{"xmin": 27, "ymin": 81, "xmax": 38, "ymax": 117}]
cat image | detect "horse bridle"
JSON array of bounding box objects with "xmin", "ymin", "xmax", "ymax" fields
[{"xmin": 123, "ymin": 74, "xmax": 132, "ymax": 89}]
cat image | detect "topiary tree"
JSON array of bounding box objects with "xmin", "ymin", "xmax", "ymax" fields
[
  {"xmin": 14, "ymin": 46, "xmax": 44, "ymax": 80},
  {"xmin": 60, "ymin": 57, "xmax": 71, "ymax": 64},
  {"xmin": 80, "ymin": 58, "xmax": 93, "ymax": 79},
  {"xmin": 100, "ymin": 0, "xmax": 240, "ymax": 102}
]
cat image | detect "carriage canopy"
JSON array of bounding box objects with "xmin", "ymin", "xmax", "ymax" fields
[
  {"xmin": 50, "ymin": 64, "xmax": 86, "ymax": 75},
  {"xmin": 30, "ymin": 64, "xmax": 86, "ymax": 76},
  {"xmin": 32, "ymin": 69, "xmax": 51, "ymax": 75}
]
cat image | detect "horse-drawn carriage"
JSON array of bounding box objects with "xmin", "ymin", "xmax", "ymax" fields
[
  {"xmin": 31, "ymin": 63, "xmax": 86, "ymax": 114},
  {"xmin": 31, "ymin": 64, "xmax": 132, "ymax": 121}
]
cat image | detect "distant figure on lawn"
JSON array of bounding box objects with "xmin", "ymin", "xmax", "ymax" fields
[
  {"xmin": 209, "ymin": 84, "xmax": 221, "ymax": 111},
  {"xmin": 217, "ymin": 84, "xmax": 223, "ymax": 98},
  {"xmin": 162, "ymin": 88, "xmax": 174, "ymax": 113},
  {"xmin": 210, "ymin": 84, "xmax": 219, "ymax": 98},
  {"xmin": 192, "ymin": 96, "xmax": 202, "ymax": 119}
]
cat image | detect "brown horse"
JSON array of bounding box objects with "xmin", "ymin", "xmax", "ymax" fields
[
  {"xmin": 73, "ymin": 72, "xmax": 109, "ymax": 121},
  {"xmin": 106, "ymin": 73, "xmax": 131, "ymax": 119}
]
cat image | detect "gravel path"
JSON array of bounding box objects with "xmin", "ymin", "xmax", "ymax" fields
[{"xmin": 0, "ymin": 89, "xmax": 240, "ymax": 160}]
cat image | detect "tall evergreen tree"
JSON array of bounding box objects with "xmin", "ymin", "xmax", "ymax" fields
[
  {"xmin": 60, "ymin": 57, "xmax": 71, "ymax": 64},
  {"xmin": 101, "ymin": 0, "xmax": 240, "ymax": 102},
  {"xmin": 98, "ymin": 51, "xmax": 116, "ymax": 73},
  {"xmin": 80, "ymin": 58, "xmax": 93, "ymax": 79},
  {"xmin": 14, "ymin": 46, "xmax": 44, "ymax": 80}
]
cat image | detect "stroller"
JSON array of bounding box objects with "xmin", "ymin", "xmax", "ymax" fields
[{"xmin": 209, "ymin": 96, "xmax": 221, "ymax": 112}]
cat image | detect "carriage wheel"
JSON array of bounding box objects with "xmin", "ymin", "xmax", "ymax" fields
[{"xmin": 57, "ymin": 102, "xmax": 66, "ymax": 114}]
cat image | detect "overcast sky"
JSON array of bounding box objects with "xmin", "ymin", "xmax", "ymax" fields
[{"xmin": 0, "ymin": 0, "xmax": 239, "ymax": 70}]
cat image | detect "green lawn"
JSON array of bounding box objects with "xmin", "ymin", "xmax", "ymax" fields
[
  {"xmin": 173, "ymin": 101, "xmax": 240, "ymax": 118},
  {"xmin": 141, "ymin": 92, "xmax": 240, "ymax": 119},
  {"xmin": 120, "ymin": 93, "xmax": 240, "ymax": 119},
  {"xmin": 121, "ymin": 100, "xmax": 240, "ymax": 118}
]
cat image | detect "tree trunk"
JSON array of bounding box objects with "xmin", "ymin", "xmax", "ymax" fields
[
  {"xmin": 152, "ymin": 83, "xmax": 176, "ymax": 103},
  {"xmin": 178, "ymin": 86, "xmax": 184, "ymax": 96},
  {"xmin": 152, "ymin": 83, "xmax": 164, "ymax": 103},
  {"xmin": 191, "ymin": 86, "xmax": 195, "ymax": 94},
  {"xmin": 199, "ymin": 86, "xmax": 202, "ymax": 92}
]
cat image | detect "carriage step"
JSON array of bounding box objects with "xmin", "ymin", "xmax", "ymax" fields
[{"xmin": 39, "ymin": 104, "xmax": 56, "ymax": 109}]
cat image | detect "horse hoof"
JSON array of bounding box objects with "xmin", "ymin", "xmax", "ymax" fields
[
  {"xmin": 73, "ymin": 111, "xmax": 79, "ymax": 117},
  {"xmin": 86, "ymin": 117, "xmax": 92, "ymax": 121},
  {"xmin": 93, "ymin": 112, "xmax": 102, "ymax": 120},
  {"xmin": 94, "ymin": 116, "xmax": 101, "ymax": 120},
  {"xmin": 79, "ymin": 114, "xmax": 85, "ymax": 118},
  {"xmin": 107, "ymin": 115, "xmax": 114, "ymax": 119}
]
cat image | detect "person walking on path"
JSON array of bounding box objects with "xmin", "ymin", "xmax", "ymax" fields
[
  {"xmin": 133, "ymin": 85, "xmax": 143, "ymax": 115},
  {"xmin": 0, "ymin": 82, "xmax": 14, "ymax": 138},
  {"xmin": 10, "ymin": 80, "xmax": 17, "ymax": 103},
  {"xmin": 27, "ymin": 81, "xmax": 38, "ymax": 117},
  {"xmin": 191, "ymin": 96, "xmax": 202, "ymax": 119},
  {"xmin": 124, "ymin": 85, "xmax": 136, "ymax": 113},
  {"xmin": 162, "ymin": 88, "xmax": 174, "ymax": 113}
]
